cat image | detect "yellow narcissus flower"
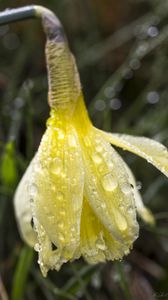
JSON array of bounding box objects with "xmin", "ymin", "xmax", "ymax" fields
[{"xmin": 14, "ymin": 6, "xmax": 168, "ymax": 276}]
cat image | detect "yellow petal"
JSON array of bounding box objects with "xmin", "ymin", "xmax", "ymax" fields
[
  {"xmin": 80, "ymin": 197, "xmax": 136, "ymax": 263},
  {"xmin": 103, "ymin": 133, "xmax": 168, "ymax": 177},
  {"xmin": 80, "ymin": 128, "xmax": 139, "ymax": 255},
  {"xmin": 80, "ymin": 197, "xmax": 106, "ymax": 263},
  {"xmin": 124, "ymin": 164, "xmax": 155, "ymax": 225},
  {"xmin": 28, "ymin": 114, "xmax": 84, "ymax": 275},
  {"xmin": 14, "ymin": 156, "xmax": 37, "ymax": 247}
]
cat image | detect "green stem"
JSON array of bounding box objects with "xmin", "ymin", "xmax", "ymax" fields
[
  {"xmin": 0, "ymin": 5, "xmax": 55, "ymax": 25},
  {"xmin": 0, "ymin": 6, "xmax": 36, "ymax": 25},
  {"xmin": 0, "ymin": 5, "xmax": 64, "ymax": 42},
  {"xmin": 116, "ymin": 262, "xmax": 132, "ymax": 300}
]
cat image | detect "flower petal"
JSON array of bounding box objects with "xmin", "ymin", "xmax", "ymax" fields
[
  {"xmin": 80, "ymin": 197, "xmax": 136, "ymax": 263},
  {"xmin": 103, "ymin": 133, "xmax": 168, "ymax": 177},
  {"xmin": 28, "ymin": 119, "xmax": 84, "ymax": 275},
  {"xmin": 124, "ymin": 164, "xmax": 155, "ymax": 225},
  {"xmin": 14, "ymin": 156, "xmax": 37, "ymax": 247},
  {"xmin": 80, "ymin": 128, "xmax": 139, "ymax": 256},
  {"xmin": 80, "ymin": 197, "xmax": 106, "ymax": 263}
]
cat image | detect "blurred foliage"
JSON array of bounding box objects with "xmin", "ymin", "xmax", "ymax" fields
[{"xmin": 0, "ymin": 0, "xmax": 168, "ymax": 299}]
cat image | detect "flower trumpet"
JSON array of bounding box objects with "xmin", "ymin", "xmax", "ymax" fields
[{"xmin": 1, "ymin": 5, "xmax": 167, "ymax": 277}]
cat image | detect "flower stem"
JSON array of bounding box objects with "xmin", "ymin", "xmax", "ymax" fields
[
  {"xmin": 116, "ymin": 261, "xmax": 133, "ymax": 300},
  {"xmin": 0, "ymin": 5, "xmax": 64, "ymax": 41},
  {"xmin": 0, "ymin": 6, "xmax": 36, "ymax": 25},
  {"xmin": 0, "ymin": 5, "xmax": 57, "ymax": 25}
]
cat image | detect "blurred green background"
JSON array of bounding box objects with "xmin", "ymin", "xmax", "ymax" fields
[{"xmin": 0, "ymin": 0, "xmax": 168, "ymax": 299}]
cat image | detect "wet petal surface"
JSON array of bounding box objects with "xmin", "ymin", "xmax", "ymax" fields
[
  {"xmin": 104, "ymin": 133, "xmax": 168, "ymax": 177},
  {"xmin": 124, "ymin": 164, "xmax": 155, "ymax": 225},
  {"xmin": 79, "ymin": 127, "xmax": 139, "ymax": 256},
  {"xmin": 80, "ymin": 197, "xmax": 137, "ymax": 263},
  {"xmin": 28, "ymin": 116, "xmax": 84, "ymax": 275},
  {"xmin": 14, "ymin": 156, "xmax": 37, "ymax": 247}
]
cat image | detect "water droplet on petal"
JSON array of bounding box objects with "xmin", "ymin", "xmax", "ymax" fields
[
  {"xmin": 34, "ymin": 243, "xmax": 41, "ymax": 252},
  {"xmin": 96, "ymin": 145, "xmax": 103, "ymax": 152},
  {"xmin": 96, "ymin": 239, "xmax": 107, "ymax": 251},
  {"xmin": 50, "ymin": 158, "xmax": 62, "ymax": 175},
  {"xmin": 121, "ymin": 182, "xmax": 131, "ymax": 195},
  {"xmin": 127, "ymin": 206, "xmax": 133, "ymax": 214},
  {"xmin": 29, "ymin": 183, "xmax": 38, "ymax": 197},
  {"xmin": 108, "ymin": 161, "xmax": 114, "ymax": 170},
  {"xmin": 59, "ymin": 233, "xmax": 65, "ymax": 243},
  {"xmin": 68, "ymin": 134, "xmax": 77, "ymax": 148},
  {"xmin": 57, "ymin": 129, "xmax": 65, "ymax": 140},
  {"xmin": 114, "ymin": 210, "xmax": 128, "ymax": 231},
  {"xmin": 101, "ymin": 203, "xmax": 106, "ymax": 209},
  {"xmin": 92, "ymin": 153, "xmax": 102, "ymax": 164},
  {"xmin": 136, "ymin": 181, "xmax": 142, "ymax": 190},
  {"xmin": 102, "ymin": 173, "xmax": 118, "ymax": 192}
]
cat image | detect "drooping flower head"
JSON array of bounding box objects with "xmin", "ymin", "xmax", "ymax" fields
[{"xmin": 13, "ymin": 6, "xmax": 168, "ymax": 276}]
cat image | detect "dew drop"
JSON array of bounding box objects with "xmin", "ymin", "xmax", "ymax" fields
[
  {"xmin": 94, "ymin": 99, "xmax": 106, "ymax": 111},
  {"xmin": 121, "ymin": 183, "xmax": 131, "ymax": 195},
  {"xmin": 136, "ymin": 181, "xmax": 142, "ymax": 190},
  {"xmin": 61, "ymin": 171, "xmax": 66, "ymax": 179},
  {"xmin": 136, "ymin": 43, "xmax": 148, "ymax": 57},
  {"xmin": 68, "ymin": 134, "xmax": 77, "ymax": 148},
  {"xmin": 92, "ymin": 153, "xmax": 102, "ymax": 164},
  {"xmin": 104, "ymin": 86, "xmax": 114, "ymax": 98},
  {"xmin": 102, "ymin": 173, "xmax": 118, "ymax": 192},
  {"xmin": 147, "ymin": 26, "xmax": 159, "ymax": 37},
  {"xmin": 101, "ymin": 203, "xmax": 106, "ymax": 209},
  {"xmin": 147, "ymin": 91, "xmax": 159, "ymax": 104},
  {"xmin": 50, "ymin": 158, "xmax": 62, "ymax": 175},
  {"xmin": 109, "ymin": 98, "xmax": 122, "ymax": 110},
  {"xmin": 127, "ymin": 206, "xmax": 133, "ymax": 214},
  {"xmin": 96, "ymin": 145, "xmax": 103, "ymax": 152},
  {"xmin": 124, "ymin": 248, "xmax": 130, "ymax": 255},
  {"xmin": 114, "ymin": 210, "xmax": 128, "ymax": 231},
  {"xmin": 29, "ymin": 183, "xmax": 38, "ymax": 197},
  {"xmin": 57, "ymin": 129, "xmax": 65, "ymax": 140},
  {"xmin": 34, "ymin": 243, "xmax": 41, "ymax": 252},
  {"xmin": 108, "ymin": 161, "xmax": 114, "ymax": 170},
  {"xmin": 96, "ymin": 239, "xmax": 107, "ymax": 251},
  {"xmin": 59, "ymin": 233, "xmax": 65, "ymax": 243}
]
